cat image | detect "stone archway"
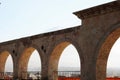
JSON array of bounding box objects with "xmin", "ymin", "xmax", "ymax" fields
[
  {"xmin": 0, "ymin": 51, "xmax": 13, "ymax": 79},
  {"xmin": 18, "ymin": 47, "xmax": 41, "ymax": 79},
  {"xmin": 96, "ymin": 27, "xmax": 120, "ymax": 80},
  {"xmin": 48, "ymin": 41, "xmax": 81, "ymax": 80}
]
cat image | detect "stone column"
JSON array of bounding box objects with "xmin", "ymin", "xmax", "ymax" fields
[
  {"xmin": 12, "ymin": 59, "xmax": 19, "ymax": 80},
  {"xmin": 80, "ymin": 57, "xmax": 96, "ymax": 80},
  {"xmin": 41, "ymin": 56, "xmax": 49, "ymax": 80}
]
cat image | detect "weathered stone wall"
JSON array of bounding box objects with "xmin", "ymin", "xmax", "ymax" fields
[{"xmin": 74, "ymin": 1, "xmax": 120, "ymax": 80}]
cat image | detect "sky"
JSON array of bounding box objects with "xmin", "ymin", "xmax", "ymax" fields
[
  {"xmin": 0, "ymin": 0, "xmax": 115, "ymax": 42},
  {"xmin": 107, "ymin": 38, "xmax": 120, "ymax": 69},
  {"xmin": 0, "ymin": 0, "xmax": 119, "ymax": 72}
]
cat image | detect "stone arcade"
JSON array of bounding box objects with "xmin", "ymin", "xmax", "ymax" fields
[{"xmin": 0, "ymin": 1, "xmax": 120, "ymax": 80}]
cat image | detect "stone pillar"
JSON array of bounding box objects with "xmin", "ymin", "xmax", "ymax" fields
[
  {"xmin": 12, "ymin": 58, "xmax": 19, "ymax": 80},
  {"xmin": 80, "ymin": 58, "xmax": 96, "ymax": 80},
  {"xmin": 41, "ymin": 56, "xmax": 49, "ymax": 80},
  {"xmin": 13, "ymin": 60, "xmax": 28, "ymax": 80},
  {"xmin": 0, "ymin": 52, "xmax": 9, "ymax": 79},
  {"xmin": 0, "ymin": 58, "xmax": 4, "ymax": 79},
  {"xmin": 73, "ymin": 12, "xmax": 97, "ymax": 80}
]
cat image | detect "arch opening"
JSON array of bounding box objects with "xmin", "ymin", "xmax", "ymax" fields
[
  {"xmin": 18, "ymin": 47, "xmax": 41, "ymax": 79},
  {"xmin": 0, "ymin": 51, "xmax": 13, "ymax": 79},
  {"xmin": 96, "ymin": 27, "xmax": 120, "ymax": 80},
  {"xmin": 49, "ymin": 42, "xmax": 81, "ymax": 80},
  {"xmin": 107, "ymin": 37, "xmax": 120, "ymax": 78}
]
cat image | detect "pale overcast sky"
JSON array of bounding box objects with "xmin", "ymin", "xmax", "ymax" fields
[
  {"xmin": 0, "ymin": 0, "xmax": 115, "ymax": 42},
  {"xmin": 1, "ymin": 0, "xmax": 119, "ymax": 72}
]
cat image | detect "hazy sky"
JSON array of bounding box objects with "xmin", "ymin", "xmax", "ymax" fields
[
  {"xmin": 1, "ymin": 0, "xmax": 119, "ymax": 72},
  {"xmin": 107, "ymin": 38, "xmax": 120, "ymax": 69},
  {"xmin": 0, "ymin": 0, "xmax": 115, "ymax": 42}
]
